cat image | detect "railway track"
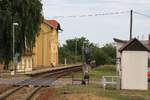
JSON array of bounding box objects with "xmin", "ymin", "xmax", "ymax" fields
[{"xmin": 0, "ymin": 64, "xmax": 82, "ymax": 100}]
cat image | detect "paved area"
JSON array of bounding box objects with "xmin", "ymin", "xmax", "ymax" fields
[
  {"xmin": 0, "ymin": 79, "xmax": 21, "ymax": 85},
  {"xmin": 0, "ymin": 78, "xmax": 54, "ymax": 86},
  {"xmin": 16, "ymin": 78, "xmax": 54, "ymax": 86}
]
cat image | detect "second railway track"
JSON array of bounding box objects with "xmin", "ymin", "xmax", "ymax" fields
[{"xmin": 0, "ymin": 64, "xmax": 82, "ymax": 100}]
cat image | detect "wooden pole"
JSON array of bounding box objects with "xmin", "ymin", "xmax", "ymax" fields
[{"xmin": 130, "ymin": 10, "xmax": 133, "ymax": 40}]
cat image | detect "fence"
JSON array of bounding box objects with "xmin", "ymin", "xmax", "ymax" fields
[{"xmin": 101, "ymin": 76, "xmax": 120, "ymax": 90}]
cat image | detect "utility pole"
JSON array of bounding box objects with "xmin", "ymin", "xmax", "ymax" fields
[{"xmin": 130, "ymin": 10, "xmax": 133, "ymax": 40}]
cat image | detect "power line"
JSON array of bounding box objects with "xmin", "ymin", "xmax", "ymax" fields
[
  {"xmin": 133, "ymin": 11, "xmax": 150, "ymax": 18},
  {"xmin": 47, "ymin": 10, "xmax": 129, "ymax": 19},
  {"xmin": 45, "ymin": 10, "xmax": 150, "ymax": 19}
]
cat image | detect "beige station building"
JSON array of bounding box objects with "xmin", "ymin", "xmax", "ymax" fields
[{"xmin": 16, "ymin": 20, "xmax": 62, "ymax": 72}]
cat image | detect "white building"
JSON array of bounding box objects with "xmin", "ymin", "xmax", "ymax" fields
[{"xmin": 114, "ymin": 38, "xmax": 149, "ymax": 90}]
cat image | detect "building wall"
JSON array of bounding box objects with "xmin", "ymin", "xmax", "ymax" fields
[
  {"xmin": 33, "ymin": 23, "xmax": 58, "ymax": 68},
  {"xmin": 16, "ymin": 23, "xmax": 59, "ymax": 72},
  {"xmin": 116, "ymin": 42, "xmax": 125, "ymax": 75},
  {"xmin": 16, "ymin": 56, "xmax": 32, "ymax": 72},
  {"xmin": 121, "ymin": 51, "xmax": 148, "ymax": 90},
  {"xmin": 50, "ymin": 29, "xmax": 58, "ymax": 66},
  {"xmin": 116, "ymin": 42, "xmax": 125, "ymax": 58}
]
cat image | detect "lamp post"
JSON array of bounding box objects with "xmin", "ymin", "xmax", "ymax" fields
[{"xmin": 12, "ymin": 22, "xmax": 19, "ymax": 75}]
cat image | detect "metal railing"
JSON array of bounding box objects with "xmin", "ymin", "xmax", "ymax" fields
[{"xmin": 101, "ymin": 76, "xmax": 120, "ymax": 90}]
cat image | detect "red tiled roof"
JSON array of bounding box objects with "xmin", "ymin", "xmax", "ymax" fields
[
  {"xmin": 46, "ymin": 20, "xmax": 59, "ymax": 29},
  {"xmin": 44, "ymin": 19, "xmax": 62, "ymax": 31},
  {"xmin": 47, "ymin": 20, "xmax": 59, "ymax": 29}
]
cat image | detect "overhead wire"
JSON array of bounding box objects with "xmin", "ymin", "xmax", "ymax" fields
[
  {"xmin": 45, "ymin": 10, "xmax": 150, "ymax": 19},
  {"xmin": 133, "ymin": 11, "xmax": 150, "ymax": 18},
  {"xmin": 47, "ymin": 10, "xmax": 130, "ymax": 19}
]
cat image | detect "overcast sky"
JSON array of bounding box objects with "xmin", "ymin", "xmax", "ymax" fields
[{"xmin": 42, "ymin": 0, "xmax": 150, "ymax": 46}]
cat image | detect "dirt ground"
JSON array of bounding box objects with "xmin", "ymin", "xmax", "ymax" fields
[
  {"xmin": 0, "ymin": 84, "xmax": 12, "ymax": 94},
  {"xmin": 60, "ymin": 93, "xmax": 111, "ymax": 100},
  {"xmin": 34, "ymin": 77, "xmax": 150, "ymax": 100},
  {"xmin": 33, "ymin": 78, "xmax": 111, "ymax": 100},
  {"xmin": 34, "ymin": 87, "xmax": 110, "ymax": 100},
  {"xmin": 35, "ymin": 88, "xmax": 58, "ymax": 100}
]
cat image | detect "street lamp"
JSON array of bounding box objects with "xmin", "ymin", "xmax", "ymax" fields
[{"xmin": 12, "ymin": 22, "xmax": 19, "ymax": 75}]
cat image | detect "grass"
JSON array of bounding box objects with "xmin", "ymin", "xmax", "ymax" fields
[
  {"xmin": 56, "ymin": 65, "xmax": 150, "ymax": 100},
  {"xmin": 69, "ymin": 65, "xmax": 116, "ymax": 80},
  {"xmin": 57, "ymin": 84, "xmax": 150, "ymax": 100},
  {"xmin": 89, "ymin": 65, "xmax": 116, "ymax": 80}
]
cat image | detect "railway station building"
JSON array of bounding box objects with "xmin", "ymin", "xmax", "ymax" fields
[{"xmin": 16, "ymin": 20, "xmax": 62, "ymax": 72}]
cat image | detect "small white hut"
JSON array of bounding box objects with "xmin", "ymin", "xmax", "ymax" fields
[{"xmin": 115, "ymin": 38, "xmax": 149, "ymax": 90}]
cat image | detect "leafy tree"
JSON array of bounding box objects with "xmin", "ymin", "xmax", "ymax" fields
[
  {"xmin": 91, "ymin": 47, "xmax": 108, "ymax": 65},
  {"xmin": 0, "ymin": 0, "xmax": 43, "ymax": 69},
  {"xmin": 90, "ymin": 43, "xmax": 116, "ymax": 65},
  {"xmin": 64, "ymin": 37, "xmax": 89, "ymax": 55},
  {"xmin": 101, "ymin": 43, "xmax": 116, "ymax": 64},
  {"xmin": 59, "ymin": 37, "xmax": 90, "ymax": 64},
  {"xmin": 59, "ymin": 37, "xmax": 116, "ymax": 66}
]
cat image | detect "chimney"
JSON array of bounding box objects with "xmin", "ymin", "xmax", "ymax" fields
[{"xmin": 148, "ymin": 34, "xmax": 150, "ymax": 48}]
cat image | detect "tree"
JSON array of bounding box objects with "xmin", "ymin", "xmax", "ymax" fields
[
  {"xmin": 59, "ymin": 37, "xmax": 90, "ymax": 64},
  {"xmin": 101, "ymin": 43, "xmax": 116, "ymax": 64},
  {"xmin": 59, "ymin": 37, "xmax": 116, "ymax": 66},
  {"xmin": 91, "ymin": 47, "xmax": 108, "ymax": 65},
  {"xmin": 0, "ymin": 0, "xmax": 43, "ymax": 69}
]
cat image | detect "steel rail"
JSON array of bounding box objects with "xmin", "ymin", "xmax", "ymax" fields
[
  {"xmin": 0, "ymin": 64, "xmax": 82, "ymax": 100},
  {"xmin": 0, "ymin": 85, "xmax": 24, "ymax": 100},
  {"xmin": 24, "ymin": 65, "xmax": 82, "ymax": 100}
]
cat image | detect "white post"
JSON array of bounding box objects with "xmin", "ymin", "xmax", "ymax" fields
[
  {"xmin": 12, "ymin": 22, "xmax": 18, "ymax": 75},
  {"xmin": 112, "ymin": 77, "xmax": 114, "ymax": 87},
  {"xmin": 65, "ymin": 57, "xmax": 67, "ymax": 65},
  {"xmin": 102, "ymin": 76, "xmax": 106, "ymax": 90},
  {"xmin": 12, "ymin": 24, "xmax": 15, "ymax": 74}
]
